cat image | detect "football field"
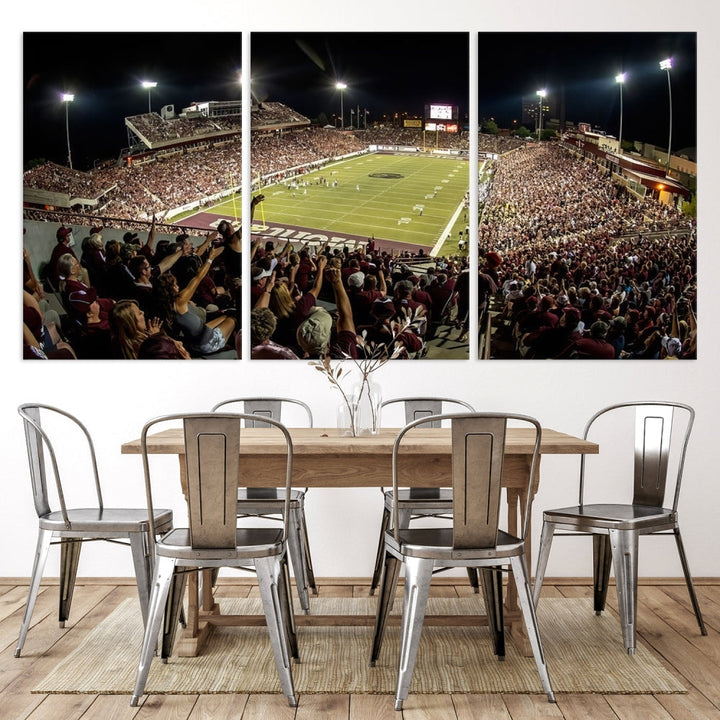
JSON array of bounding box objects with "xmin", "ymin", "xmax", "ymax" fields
[{"xmin": 211, "ymin": 152, "xmax": 470, "ymax": 254}]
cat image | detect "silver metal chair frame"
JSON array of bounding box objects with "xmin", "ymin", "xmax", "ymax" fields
[
  {"xmin": 533, "ymin": 401, "xmax": 707, "ymax": 654},
  {"xmin": 370, "ymin": 412, "xmax": 555, "ymax": 710},
  {"xmin": 211, "ymin": 397, "xmax": 316, "ymax": 613},
  {"xmin": 16, "ymin": 403, "xmax": 173, "ymax": 658},
  {"xmin": 370, "ymin": 397, "xmax": 477, "ymax": 595},
  {"xmin": 131, "ymin": 412, "xmax": 297, "ymax": 707}
]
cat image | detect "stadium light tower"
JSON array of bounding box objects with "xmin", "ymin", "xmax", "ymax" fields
[
  {"xmin": 615, "ymin": 73, "xmax": 626, "ymax": 154},
  {"xmin": 61, "ymin": 93, "xmax": 74, "ymax": 169},
  {"xmin": 336, "ymin": 81, "xmax": 347, "ymax": 129},
  {"xmin": 142, "ymin": 81, "xmax": 157, "ymax": 113},
  {"xmin": 659, "ymin": 58, "xmax": 673, "ymax": 174},
  {"xmin": 536, "ymin": 89, "xmax": 547, "ymax": 141}
]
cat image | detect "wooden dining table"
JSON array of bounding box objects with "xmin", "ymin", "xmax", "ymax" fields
[{"xmin": 121, "ymin": 425, "xmax": 598, "ymax": 656}]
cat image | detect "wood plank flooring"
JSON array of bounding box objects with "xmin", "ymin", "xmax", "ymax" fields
[{"xmin": 0, "ymin": 578, "xmax": 718, "ymax": 720}]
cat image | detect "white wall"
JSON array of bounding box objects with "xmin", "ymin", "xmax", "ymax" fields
[{"xmin": 6, "ymin": 0, "xmax": 719, "ymax": 581}]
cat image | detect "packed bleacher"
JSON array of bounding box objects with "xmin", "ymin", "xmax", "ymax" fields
[
  {"xmin": 127, "ymin": 112, "xmax": 241, "ymax": 144},
  {"xmin": 247, "ymin": 236, "xmax": 469, "ymax": 360},
  {"xmin": 23, "ymin": 162, "xmax": 116, "ymax": 201},
  {"xmin": 23, "ymin": 119, "xmax": 516, "ymax": 228},
  {"xmin": 252, "ymin": 101, "xmax": 311, "ymax": 128},
  {"xmin": 24, "ymin": 125, "xmax": 367, "ymax": 225},
  {"xmin": 478, "ymin": 143, "xmax": 696, "ymax": 360},
  {"xmin": 23, "ymin": 211, "xmax": 466, "ymax": 360},
  {"xmin": 125, "ymin": 101, "xmax": 310, "ymax": 146}
]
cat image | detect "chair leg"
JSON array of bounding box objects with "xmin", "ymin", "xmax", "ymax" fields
[
  {"xmin": 673, "ymin": 527, "xmax": 707, "ymax": 636},
  {"xmin": 278, "ymin": 552, "xmax": 299, "ymax": 661},
  {"xmin": 131, "ymin": 555, "xmax": 176, "ymax": 706},
  {"xmin": 255, "ymin": 556, "xmax": 297, "ymax": 707},
  {"xmin": 15, "ymin": 529, "xmax": 52, "ymax": 657},
  {"xmin": 466, "ymin": 568, "xmax": 480, "ymax": 594},
  {"xmin": 297, "ymin": 504, "xmax": 317, "ymax": 595},
  {"xmin": 59, "ymin": 538, "xmax": 83, "ymax": 626},
  {"xmin": 286, "ymin": 506, "xmax": 310, "ymax": 614},
  {"xmin": 608, "ymin": 528, "xmax": 639, "ymax": 654},
  {"xmin": 162, "ymin": 568, "xmax": 188, "ymax": 660},
  {"xmin": 592, "ymin": 534, "xmax": 613, "ymax": 615},
  {"xmin": 369, "ymin": 549, "xmax": 401, "ymax": 665},
  {"xmin": 129, "ymin": 531, "xmax": 153, "ymax": 628},
  {"xmin": 370, "ymin": 506, "xmax": 391, "ymax": 595},
  {"xmin": 394, "ymin": 556, "xmax": 434, "ymax": 711},
  {"xmin": 532, "ymin": 520, "xmax": 555, "ymax": 607},
  {"xmin": 480, "ymin": 567, "xmax": 504, "ymax": 658},
  {"xmin": 510, "ymin": 554, "xmax": 555, "ymax": 703}
]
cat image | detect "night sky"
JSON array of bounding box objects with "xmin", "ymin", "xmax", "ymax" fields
[
  {"xmin": 478, "ymin": 32, "xmax": 696, "ymax": 151},
  {"xmin": 23, "ymin": 32, "xmax": 243, "ymax": 171},
  {"xmin": 23, "ymin": 31, "xmax": 695, "ymax": 172},
  {"xmin": 250, "ymin": 33, "xmax": 469, "ymax": 126}
]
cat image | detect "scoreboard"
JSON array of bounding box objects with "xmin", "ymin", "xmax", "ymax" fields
[{"xmin": 424, "ymin": 103, "xmax": 459, "ymax": 133}]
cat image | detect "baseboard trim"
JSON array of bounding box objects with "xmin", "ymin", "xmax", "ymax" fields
[{"xmin": 2, "ymin": 576, "xmax": 719, "ymax": 586}]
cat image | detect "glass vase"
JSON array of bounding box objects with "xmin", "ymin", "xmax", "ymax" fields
[
  {"xmin": 352, "ymin": 380, "xmax": 382, "ymax": 436},
  {"xmin": 336, "ymin": 402, "xmax": 356, "ymax": 437}
]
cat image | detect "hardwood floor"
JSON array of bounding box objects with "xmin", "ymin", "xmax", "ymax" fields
[{"xmin": 1, "ymin": 577, "xmax": 718, "ymax": 720}]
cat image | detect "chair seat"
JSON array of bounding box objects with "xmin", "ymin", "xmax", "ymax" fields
[
  {"xmin": 237, "ymin": 488, "xmax": 305, "ymax": 509},
  {"xmin": 544, "ymin": 503, "xmax": 676, "ymax": 531},
  {"xmin": 383, "ymin": 488, "xmax": 453, "ymax": 508},
  {"xmin": 387, "ymin": 527, "xmax": 524, "ymax": 561},
  {"xmin": 157, "ymin": 527, "xmax": 284, "ymax": 561},
  {"xmin": 39, "ymin": 508, "xmax": 173, "ymax": 534}
]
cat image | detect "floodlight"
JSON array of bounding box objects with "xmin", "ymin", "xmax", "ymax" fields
[
  {"xmin": 536, "ymin": 89, "xmax": 547, "ymax": 140},
  {"xmin": 141, "ymin": 81, "xmax": 157, "ymax": 113},
  {"xmin": 61, "ymin": 94, "xmax": 74, "ymax": 169},
  {"xmin": 336, "ymin": 82, "xmax": 348, "ymax": 128},
  {"xmin": 659, "ymin": 60, "xmax": 674, "ymax": 173},
  {"xmin": 615, "ymin": 74, "xmax": 626, "ymax": 153}
]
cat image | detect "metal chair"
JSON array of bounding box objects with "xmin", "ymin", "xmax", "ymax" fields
[
  {"xmin": 370, "ymin": 412, "xmax": 555, "ymax": 710},
  {"xmin": 15, "ymin": 403, "xmax": 173, "ymax": 658},
  {"xmin": 370, "ymin": 397, "xmax": 477, "ymax": 595},
  {"xmin": 533, "ymin": 401, "xmax": 706, "ymax": 654},
  {"xmin": 131, "ymin": 412, "xmax": 298, "ymax": 708},
  {"xmin": 211, "ymin": 397, "xmax": 316, "ymax": 613}
]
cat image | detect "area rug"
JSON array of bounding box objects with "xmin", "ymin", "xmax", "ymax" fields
[{"xmin": 34, "ymin": 597, "xmax": 685, "ymax": 695}]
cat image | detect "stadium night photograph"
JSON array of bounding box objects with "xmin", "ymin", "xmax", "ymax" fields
[{"xmin": 22, "ymin": 30, "xmax": 696, "ymax": 362}]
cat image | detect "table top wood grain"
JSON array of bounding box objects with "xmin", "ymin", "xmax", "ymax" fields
[{"xmin": 122, "ymin": 426, "xmax": 598, "ymax": 457}]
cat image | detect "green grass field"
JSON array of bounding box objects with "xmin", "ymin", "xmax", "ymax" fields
[{"xmin": 213, "ymin": 152, "xmax": 470, "ymax": 254}]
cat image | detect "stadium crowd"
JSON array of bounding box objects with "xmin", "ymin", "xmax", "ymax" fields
[
  {"xmin": 477, "ymin": 144, "xmax": 696, "ymax": 359},
  {"xmin": 24, "ymin": 123, "xmax": 520, "ymax": 229},
  {"xmin": 250, "ymin": 129, "xmax": 366, "ymax": 181},
  {"xmin": 23, "ymin": 215, "xmax": 242, "ymax": 360},
  {"xmin": 245, "ymin": 235, "xmax": 468, "ymax": 360},
  {"xmin": 24, "ymin": 126, "xmax": 367, "ymax": 225},
  {"xmin": 23, "ymin": 212, "xmax": 467, "ymax": 360},
  {"xmin": 23, "ymin": 119, "xmax": 517, "ymax": 237},
  {"xmin": 23, "ymin": 103, "xmax": 696, "ymax": 361}
]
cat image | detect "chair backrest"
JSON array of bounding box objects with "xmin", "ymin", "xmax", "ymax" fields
[
  {"xmin": 184, "ymin": 414, "xmax": 241, "ymax": 549},
  {"xmin": 211, "ymin": 398, "xmax": 313, "ymax": 428},
  {"xmin": 141, "ymin": 412, "xmax": 294, "ymax": 548},
  {"xmin": 580, "ymin": 401, "xmax": 694, "ymax": 511},
  {"xmin": 392, "ymin": 412, "xmax": 541, "ymax": 548},
  {"xmin": 381, "ymin": 397, "xmax": 475, "ymax": 428},
  {"xmin": 17, "ymin": 403, "xmax": 102, "ymax": 526}
]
